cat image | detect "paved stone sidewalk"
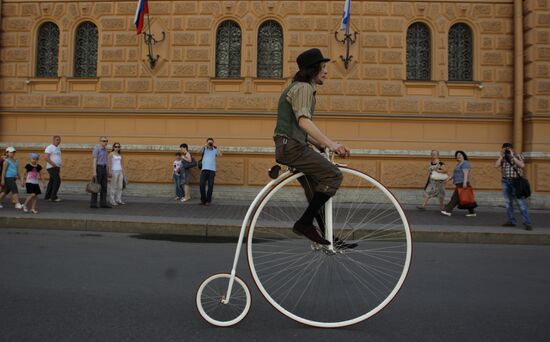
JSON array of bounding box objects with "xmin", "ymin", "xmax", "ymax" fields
[{"xmin": 0, "ymin": 194, "xmax": 549, "ymax": 245}]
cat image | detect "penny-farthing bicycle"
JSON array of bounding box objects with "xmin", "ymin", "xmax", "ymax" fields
[{"xmin": 196, "ymin": 153, "xmax": 412, "ymax": 328}]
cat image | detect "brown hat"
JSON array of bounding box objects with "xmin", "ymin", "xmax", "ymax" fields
[{"xmin": 296, "ymin": 48, "xmax": 330, "ymax": 70}]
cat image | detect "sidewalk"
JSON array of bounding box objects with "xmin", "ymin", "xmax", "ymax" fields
[{"xmin": 1, "ymin": 194, "xmax": 549, "ymax": 245}]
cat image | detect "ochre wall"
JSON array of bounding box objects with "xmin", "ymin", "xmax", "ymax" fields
[{"xmin": 1, "ymin": 0, "xmax": 549, "ymax": 193}]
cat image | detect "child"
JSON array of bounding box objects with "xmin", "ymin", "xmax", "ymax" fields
[
  {"xmin": 0, "ymin": 147, "xmax": 24, "ymax": 209},
  {"xmin": 23, "ymin": 153, "xmax": 43, "ymax": 214},
  {"xmin": 173, "ymin": 152, "xmax": 184, "ymax": 200}
]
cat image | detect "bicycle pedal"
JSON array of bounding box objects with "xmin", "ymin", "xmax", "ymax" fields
[{"xmin": 268, "ymin": 164, "xmax": 281, "ymax": 179}]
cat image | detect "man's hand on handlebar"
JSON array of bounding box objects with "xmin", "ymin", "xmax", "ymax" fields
[{"xmin": 330, "ymin": 143, "xmax": 351, "ymax": 158}]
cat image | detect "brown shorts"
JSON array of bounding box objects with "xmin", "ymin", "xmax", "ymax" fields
[
  {"xmin": 2, "ymin": 177, "xmax": 18, "ymax": 194},
  {"xmin": 274, "ymin": 136, "xmax": 342, "ymax": 196}
]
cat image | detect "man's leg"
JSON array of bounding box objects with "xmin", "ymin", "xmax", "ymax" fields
[
  {"xmin": 517, "ymin": 197, "xmax": 532, "ymax": 227},
  {"xmin": 199, "ymin": 170, "xmax": 207, "ymax": 204},
  {"xmin": 206, "ymin": 171, "xmax": 215, "ymax": 203},
  {"xmin": 51, "ymin": 167, "xmax": 61, "ymax": 200},
  {"xmin": 289, "ymin": 147, "xmax": 343, "ymax": 245},
  {"xmin": 45, "ymin": 168, "xmax": 54, "ymax": 200},
  {"xmin": 98, "ymin": 167, "xmax": 108, "ymax": 206},
  {"xmin": 502, "ymin": 180, "xmax": 517, "ymax": 225}
]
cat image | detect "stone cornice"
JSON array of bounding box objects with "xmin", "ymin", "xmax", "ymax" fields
[
  {"xmin": 1, "ymin": 142, "xmax": 548, "ymax": 159},
  {"xmin": 0, "ymin": 109, "xmax": 514, "ymax": 121}
]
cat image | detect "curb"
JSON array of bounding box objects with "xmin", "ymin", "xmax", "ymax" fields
[{"xmin": 1, "ymin": 216, "xmax": 549, "ymax": 246}]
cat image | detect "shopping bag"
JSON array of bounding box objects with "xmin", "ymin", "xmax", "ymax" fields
[{"xmin": 457, "ymin": 186, "xmax": 477, "ymax": 209}]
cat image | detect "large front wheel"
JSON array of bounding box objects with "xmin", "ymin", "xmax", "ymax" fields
[{"xmin": 246, "ymin": 167, "xmax": 412, "ymax": 328}]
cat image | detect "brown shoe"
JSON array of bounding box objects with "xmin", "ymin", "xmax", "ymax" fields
[
  {"xmin": 501, "ymin": 221, "xmax": 516, "ymax": 227},
  {"xmin": 292, "ymin": 222, "xmax": 330, "ymax": 245}
]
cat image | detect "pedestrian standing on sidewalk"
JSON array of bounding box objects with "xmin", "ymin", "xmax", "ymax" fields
[
  {"xmin": 441, "ymin": 150, "xmax": 476, "ymax": 217},
  {"xmin": 173, "ymin": 152, "xmax": 184, "ymax": 201},
  {"xmin": 179, "ymin": 143, "xmax": 192, "ymax": 202},
  {"xmin": 199, "ymin": 138, "xmax": 222, "ymax": 206},
  {"xmin": 108, "ymin": 142, "xmax": 125, "ymax": 206},
  {"xmin": 44, "ymin": 135, "xmax": 62, "ymax": 202},
  {"xmin": 417, "ymin": 150, "xmax": 447, "ymax": 210},
  {"xmin": 495, "ymin": 143, "xmax": 533, "ymax": 230},
  {"xmin": 90, "ymin": 136, "xmax": 111, "ymax": 208},
  {"xmin": 0, "ymin": 147, "xmax": 24, "ymax": 210},
  {"xmin": 22, "ymin": 153, "xmax": 43, "ymax": 214}
]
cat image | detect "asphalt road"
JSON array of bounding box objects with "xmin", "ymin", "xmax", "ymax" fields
[{"xmin": 1, "ymin": 228, "xmax": 549, "ymax": 342}]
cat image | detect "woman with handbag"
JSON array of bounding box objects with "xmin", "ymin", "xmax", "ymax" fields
[
  {"xmin": 417, "ymin": 150, "xmax": 447, "ymax": 210},
  {"xmin": 179, "ymin": 143, "xmax": 193, "ymax": 202},
  {"xmin": 441, "ymin": 150, "xmax": 477, "ymax": 217}
]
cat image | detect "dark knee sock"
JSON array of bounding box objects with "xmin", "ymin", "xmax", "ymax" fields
[{"xmin": 298, "ymin": 192, "xmax": 331, "ymax": 225}]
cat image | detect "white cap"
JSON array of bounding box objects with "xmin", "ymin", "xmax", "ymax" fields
[{"xmin": 6, "ymin": 146, "xmax": 16, "ymax": 153}]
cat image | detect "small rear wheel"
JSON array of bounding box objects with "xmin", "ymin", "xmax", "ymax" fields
[{"xmin": 196, "ymin": 273, "xmax": 251, "ymax": 327}]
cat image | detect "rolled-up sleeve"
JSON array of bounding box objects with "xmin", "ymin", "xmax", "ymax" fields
[{"xmin": 287, "ymin": 83, "xmax": 314, "ymax": 121}]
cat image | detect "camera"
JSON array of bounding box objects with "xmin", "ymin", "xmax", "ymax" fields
[{"xmin": 504, "ymin": 148, "xmax": 512, "ymax": 160}]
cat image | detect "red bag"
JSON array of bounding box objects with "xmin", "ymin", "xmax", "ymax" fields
[{"xmin": 457, "ymin": 186, "xmax": 477, "ymax": 209}]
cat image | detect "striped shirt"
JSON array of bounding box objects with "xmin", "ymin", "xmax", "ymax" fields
[{"xmin": 286, "ymin": 82, "xmax": 317, "ymax": 121}]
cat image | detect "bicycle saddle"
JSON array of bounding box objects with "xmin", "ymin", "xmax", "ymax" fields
[{"xmin": 268, "ymin": 164, "xmax": 281, "ymax": 179}]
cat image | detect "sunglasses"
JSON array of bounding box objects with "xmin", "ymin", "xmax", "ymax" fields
[
  {"xmin": 114, "ymin": 145, "xmax": 121, "ymax": 148},
  {"xmin": 101, "ymin": 140, "xmax": 108, "ymax": 142}
]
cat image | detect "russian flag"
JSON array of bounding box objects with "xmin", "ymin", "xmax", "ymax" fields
[
  {"xmin": 340, "ymin": 0, "xmax": 351, "ymax": 34},
  {"xmin": 134, "ymin": 0, "xmax": 149, "ymax": 35}
]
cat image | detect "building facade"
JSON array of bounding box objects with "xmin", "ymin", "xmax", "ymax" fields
[{"xmin": 0, "ymin": 0, "xmax": 549, "ymax": 200}]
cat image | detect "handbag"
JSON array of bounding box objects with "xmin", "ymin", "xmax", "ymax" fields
[
  {"xmin": 122, "ymin": 174, "xmax": 129, "ymax": 190},
  {"xmin": 457, "ymin": 186, "xmax": 477, "ymax": 209},
  {"xmin": 85, "ymin": 178, "xmax": 101, "ymax": 194},
  {"xmin": 504, "ymin": 158, "xmax": 531, "ymax": 199},
  {"xmin": 181, "ymin": 157, "xmax": 197, "ymax": 169},
  {"xmin": 512, "ymin": 177, "xmax": 531, "ymax": 199},
  {"xmin": 430, "ymin": 170, "xmax": 448, "ymax": 181}
]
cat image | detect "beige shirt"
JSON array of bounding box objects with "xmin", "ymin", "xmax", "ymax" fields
[{"xmin": 286, "ymin": 82, "xmax": 316, "ymax": 121}]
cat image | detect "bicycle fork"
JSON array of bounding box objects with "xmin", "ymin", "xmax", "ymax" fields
[{"xmin": 324, "ymin": 197, "xmax": 335, "ymax": 253}]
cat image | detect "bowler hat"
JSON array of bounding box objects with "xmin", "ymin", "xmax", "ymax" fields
[{"xmin": 296, "ymin": 48, "xmax": 330, "ymax": 70}]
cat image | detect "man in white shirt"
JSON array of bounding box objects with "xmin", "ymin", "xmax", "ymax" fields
[{"xmin": 44, "ymin": 135, "xmax": 62, "ymax": 202}]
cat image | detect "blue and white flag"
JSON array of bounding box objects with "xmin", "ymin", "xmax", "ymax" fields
[{"xmin": 340, "ymin": 0, "xmax": 351, "ymax": 34}]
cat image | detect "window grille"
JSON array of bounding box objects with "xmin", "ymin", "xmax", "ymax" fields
[
  {"xmin": 215, "ymin": 20, "xmax": 242, "ymax": 78},
  {"xmin": 448, "ymin": 23, "xmax": 473, "ymax": 81},
  {"xmin": 36, "ymin": 22, "xmax": 59, "ymax": 77},
  {"xmin": 257, "ymin": 20, "xmax": 283, "ymax": 78},
  {"xmin": 74, "ymin": 21, "xmax": 98, "ymax": 78},
  {"xmin": 406, "ymin": 22, "xmax": 431, "ymax": 81}
]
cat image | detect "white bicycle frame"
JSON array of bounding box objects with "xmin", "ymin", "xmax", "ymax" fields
[{"xmin": 222, "ymin": 151, "xmax": 336, "ymax": 304}]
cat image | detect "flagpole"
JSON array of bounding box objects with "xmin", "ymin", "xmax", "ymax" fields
[
  {"xmin": 141, "ymin": 1, "xmax": 165, "ymax": 69},
  {"xmin": 335, "ymin": 0, "xmax": 357, "ymax": 70}
]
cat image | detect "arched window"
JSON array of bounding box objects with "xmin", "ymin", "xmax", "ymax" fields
[
  {"xmin": 36, "ymin": 22, "xmax": 59, "ymax": 77},
  {"xmin": 215, "ymin": 20, "xmax": 242, "ymax": 78},
  {"xmin": 257, "ymin": 20, "xmax": 283, "ymax": 78},
  {"xmin": 406, "ymin": 22, "xmax": 431, "ymax": 81},
  {"xmin": 74, "ymin": 21, "xmax": 98, "ymax": 77},
  {"xmin": 448, "ymin": 23, "xmax": 473, "ymax": 81}
]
